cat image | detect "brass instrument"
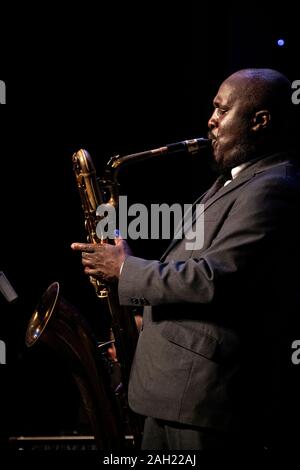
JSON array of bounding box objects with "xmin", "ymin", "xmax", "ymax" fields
[
  {"xmin": 25, "ymin": 282, "xmax": 125, "ymax": 449},
  {"xmin": 71, "ymin": 150, "xmax": 110, "ymax": 299},
  {"xmin": 72, "ymin": 149, "xmax": 143, "ymax": 447}
]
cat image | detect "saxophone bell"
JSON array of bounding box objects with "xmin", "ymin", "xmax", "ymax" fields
[{"xmin": 25, "ymin": 282, "xmax": 126, "ymax": 449}]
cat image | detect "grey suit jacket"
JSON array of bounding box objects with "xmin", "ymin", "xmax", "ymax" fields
[{"xmin": 118, "ymin": 152, "xmax": 300, "ymax": 434}]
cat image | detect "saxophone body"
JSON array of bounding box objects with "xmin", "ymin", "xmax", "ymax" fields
[
  {"xmin": 72, "ymin": 149, "xmax": 112, "ymax": 299},
  {"xmin": 72, "ymin": 148, "xmax": 143, "ymax": 446}
]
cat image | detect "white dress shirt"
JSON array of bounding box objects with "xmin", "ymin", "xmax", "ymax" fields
[{"xmin": 224, "ymin": 162, "xmax": 249, "ymax": 186}]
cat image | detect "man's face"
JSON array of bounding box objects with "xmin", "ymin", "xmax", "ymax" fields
[{"xmin": 208, "ymin": 78, "xmax": 254, "ymax": 170}]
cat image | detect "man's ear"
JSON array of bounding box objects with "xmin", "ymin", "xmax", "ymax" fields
[{"xmin": 252, "ymin": 110, "xmax": 271, "ymax": 132}]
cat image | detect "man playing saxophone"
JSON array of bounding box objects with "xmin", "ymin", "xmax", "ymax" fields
[{"xmin": 71, "ymin": 68, "xmax": 300, "ymax": 452}]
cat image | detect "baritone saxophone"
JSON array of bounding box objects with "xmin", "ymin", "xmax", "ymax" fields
[{"xmin": 72, "ymin": 148, "xmax": 143, "ymax": 447}]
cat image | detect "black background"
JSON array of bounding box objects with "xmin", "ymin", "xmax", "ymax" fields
[{"xmin": 1, "ymin": 3, "xmax": 300, "ymax": 451}]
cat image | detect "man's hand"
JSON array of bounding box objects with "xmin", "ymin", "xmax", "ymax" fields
[{"xmin": 71, "ymin": 235, "xmax": 132, "ymax": 282}]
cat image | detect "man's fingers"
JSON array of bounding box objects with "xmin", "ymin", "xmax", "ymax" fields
[
  {"xmin": 81, "ymin": 257, "xmax": 94, "ymax": 266},
  {"xmin": 71, "ymin": 242, "xmax": 96, "ymax": 253}
]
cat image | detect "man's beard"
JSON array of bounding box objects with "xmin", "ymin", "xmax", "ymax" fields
[{"xmin": 211, "ymin": 140, "xmax": 258, "ymax": 175}]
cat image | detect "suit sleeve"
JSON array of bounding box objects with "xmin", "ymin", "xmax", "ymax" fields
[{"xmin": 118, "ymin": 175, "xmax": 296, "ymax": 306}]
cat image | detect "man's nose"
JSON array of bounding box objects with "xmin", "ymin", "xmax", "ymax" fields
[{"xmin": 208, "ymin": 111, "xmax": 218, "ymax": 130}]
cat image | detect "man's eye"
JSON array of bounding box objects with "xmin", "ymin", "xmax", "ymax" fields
[{"xmin": 216, "ymin": 108, "xmax": 227, "ymax": 116}]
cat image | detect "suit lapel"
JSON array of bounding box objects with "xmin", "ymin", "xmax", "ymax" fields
[
  {"xmin": 202, "ymin": 170, "xmax": 255, "ymax": 210},
  {"xmin": 160, "ymin": 153, "xmax": 290, "ymax": 260},
  {"xmin": 204, "ymin": 153, "xmax": 290, "ymax": 210},
  {"xmin": 160, "ymin": 173, "xmax": 254, "ymax": 260}
]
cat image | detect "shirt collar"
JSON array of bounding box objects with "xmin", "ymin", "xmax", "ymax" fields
[{"xmin": 231, "ymin": 162, "xmax": 250, "ymax": 179}]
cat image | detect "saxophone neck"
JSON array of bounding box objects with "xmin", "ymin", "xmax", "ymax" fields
[{"xmin": 105, "ymin": 137, "xmax": 211, "ymax": 177}]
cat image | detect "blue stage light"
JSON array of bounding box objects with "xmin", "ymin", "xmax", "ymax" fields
[{"xmin": 277, "ymin": 39, "xmax": 285, "ymax": 47}]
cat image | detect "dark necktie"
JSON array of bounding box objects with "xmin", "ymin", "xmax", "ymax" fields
[
  {"xmin": 182, "ymin": 172, "xmax": 231, "ymax": 235},
  {"xmin": 200, "ymin": 171, "xmax": 232, "ymax": 203}
]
